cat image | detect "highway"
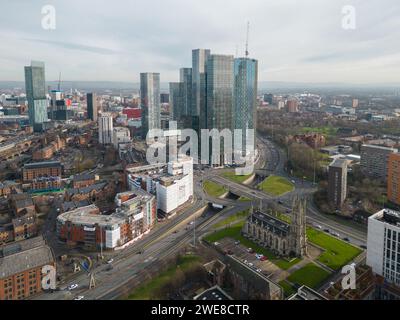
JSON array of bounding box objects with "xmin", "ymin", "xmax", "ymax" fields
[{"xmin": 34, "ymin": 134, "xmax": 367, "ymax": 300}]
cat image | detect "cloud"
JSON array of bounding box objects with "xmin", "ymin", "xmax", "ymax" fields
[{"xmin": 0, "ymin": 0, "xmax": 399, "ymax": 83}]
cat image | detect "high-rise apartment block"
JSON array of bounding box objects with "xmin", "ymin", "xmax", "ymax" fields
[
  {"xmin": 360, "ymin": 144, "xmax": 397, "ymax": 181},
  {"xmin": 205, "ymin": 54, "xmax": 234, "ymax": 131},
  {"xmin": 87, "ymin": 92, "xmax": 98, "ymax": 122},
  {"xmin": 98, "ymin": 112, "xmax": 113, "ymax": 145},
  {"xmin": 24, "ymin": 61, "xmax": 48, "ymax": 131},
  {"xmin": 328, "ymin": 159, "xmax": 348, "ymax": 209},
  {"xmin": 192, "ymin": 49, "xmax": 210, "ymax": 130},
  {"xmin": 233, "ymin": 57, "xmax": 258, "ymax": 156},
  {"xmin": 367, "ymin": 209, "xmax": 400, "ymax": 286},
  {"xmin": 140, "ymin": 73, "xmax": 161, "ymax": 139}
]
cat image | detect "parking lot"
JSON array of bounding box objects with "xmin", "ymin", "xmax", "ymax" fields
[{"xmin": 215, "ymin": 238, "xmax": 282, "ymax": 278}]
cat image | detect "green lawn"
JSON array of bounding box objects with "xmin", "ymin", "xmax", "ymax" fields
[
  {"xmin": 212, "ymin": 209, "xmax": 250, "ymax": 229},
  {"xmin": 203, "ymin": 180, "xmax": 228, "ymax": 197},
  {"xmin": 301, "ymin": 126, "xmax": 337, "ymax": 137},
  {"xmin": 258, "ymin": 175, "xmax": 294, "ymax": 196},
  {"xmin": 306, "ymin": 227, "xmax": 362, "ymax": 270},
  {"xmin": 204, "ymin": 221, "xmax": 300, "ymax": 270},
  {"xmin": 127, "ymin": 255, "xmax": 200, "ymax": 300},
  {"xmin": 279, "ymin": 280, "xmax": 296, "ymax": 297},
  {"xmin": 286, "ymin": 263, "xmax": 331, "ymax": 289},
  {"xmin": 221, "ymin": 170, "xmax": 252, "ymax": 184}
]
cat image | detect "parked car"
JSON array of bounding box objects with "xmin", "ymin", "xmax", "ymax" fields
[
  {"xmin": 107, "ymin": 258, "xmax": 114, "ymax": 264},
  {"xmin": 74, "ymin": 296, "xmax": 84, "ymax": 300},
  {"xmin": 214, "ymin": 242, "xmax": 220, "ymax": 246},
  {"xmin": 323, "ymin": 229, "xmax": 330, "ymax": 233},
  {"xmin": 260, "ymin": 256, "xmax": 267, "ymax": 261},
  {"xmin": 68, "ymin": 284, "xmax": 78, "ymax": 290},
  {"xmin": 343, "ymin": 237, "xmax": 350, "ymax": 242},
  {"xmin": 234, "ymin": 240, "xmax": 240, "ymax": 245},
  {"xmin": 360, "ymin": 245, "xmax": 367, "ymax": 249},
  {"xmin": 247, "ymin": 248, "xmax": 255, "ymax": 253}
]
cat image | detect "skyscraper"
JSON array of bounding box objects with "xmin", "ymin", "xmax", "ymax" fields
[
  {"xmin": 140, "ymin": 73, "xmax": 161, "ymax": 139},
  {"xmin": 233, "ymin": 57, "xmax": 258, "ymax": 156},
  {"xmin": 192, "ymin": 49, "xmax": 210, "ymax": 130},
  {"xmin": 328, "ymin": 159, "xmax": 348, "ymax": 209},
  {"xmin": 205, "ymin": 54, "xmax": 234, "ymax": 131},
  {"xmin": 24, "ymin": 61, "xmax": 48, "ymax": 131},
  {"xmin": 87, "ymin": 93, "xmax": 98, "ymax": 122},
  {"xmin": 98, "ymin": 112, "xmax": 113, "ymax": 145},
  {"xmin": 169, "ymin": 82, "xmax": 184, "ymax": 123},
  {"xmin": 179, "ymin": 67, "xmax": 192, "ymax": 116}
]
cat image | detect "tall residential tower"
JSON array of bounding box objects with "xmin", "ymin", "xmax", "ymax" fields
[
  {"xmin": 140, "ymin": 73, "xmax": 161, "ymax": 139},
  {"xmin": 24, "ymin": 61, "xmax": 48, "ymax": 131}
]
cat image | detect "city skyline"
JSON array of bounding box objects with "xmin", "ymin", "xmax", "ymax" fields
[{"xmin": 0, "ymin": 0, "xmax": 399, "ymax": 84}]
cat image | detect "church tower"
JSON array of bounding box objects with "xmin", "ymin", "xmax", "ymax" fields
[{"xmin": 289, "ymin": 196, "xmax": 307, "ymax": 257}]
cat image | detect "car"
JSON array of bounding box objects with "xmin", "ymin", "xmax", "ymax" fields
[
  {"xmin": 74, "ymin": 296, "xmax": 84, "ymax": 300},
  {"xmin": 243, "ymin": 259, "xmax": 248, "ymax": 264},
  {"xmin": 189, "ymin": 221, "xmax": 194, "ymax": 225},
  {"xmin": 343, "ymin": 237, "xmax": 350, "ymax": 242},
  {"xmin": 234, "ymin": 240, "xmax": 240, "ymax": 245},
  {"xmin": 214, "ymin": 242, "xmax": 220, "ymax": 246},
  {"xmin": 256, "ymin": 269, "xmax": 262, "ymax": 273},
  {"xmin": 332, "ymin": 232, "xmax": 340, "ymax": 237},
  {"xmin": 360, "ymin": 245, "xmax": 367, "ymax": 249},
  {"xmin": 56, "ymin": 208, "xmax": 60, "ymax": 212},
  {"xmin": 291, "ymin": 180, "xmax": 295, "ymax": 184},
  {"xmin": 248, "ymin": 263, "xmax": 254, "ymax": 267},
  {"xmin": 68, "ymin": 284, "xmax": 78, "ymax": 290},
  {"xmin": 107, "ymin": 258, "xmax": 114, "ymax": 264},
  {"xmin": 255, "ymin": 253, "xmax": 263, "ymax": 260},
  {"xmin": 260, "ymin": 256, "xmax": 267, "ymax": 261},
  {"xmin": 247, "ymin": 248, "xmax": 254, "ymax": 253},
  {"xmin": 278, "ymin": 200, "xmax": 283, "ymax": 205},
  {"xmin": 323, "ymin": 229, "xmax": 330, "ymax": 233}
]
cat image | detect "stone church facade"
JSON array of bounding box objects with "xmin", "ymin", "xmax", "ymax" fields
[{"xmin": 242, "ymin": 197, "xmax": 307, "ymax": 258}]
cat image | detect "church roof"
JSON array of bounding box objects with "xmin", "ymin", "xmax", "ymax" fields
[{"xmin": 250, "ymin": 211, "xmax": 290, "ymax": 236}]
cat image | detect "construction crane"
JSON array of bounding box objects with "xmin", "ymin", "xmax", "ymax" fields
[{"xmin": 245, "ymin": 21, "xmax": 250, "ymax": 57}]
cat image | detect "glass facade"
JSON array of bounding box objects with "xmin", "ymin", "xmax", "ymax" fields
[
  {"xmin": 169, "ymin": 82, "xmax": 184, "ymax": 123},
  {"xmin": 140, "ymin": 73, "xmax": 161, "ymax": 139},
  {"xmin": 179, "ymin": 67, "xmax": 192, "ymax": 116},
  {"xmin": 205, "ymin": 54, "xmax": 234, "ymax": 131},
  {"xmin": 24, "ymin": 61, "xmax": 48, "ymax": 127},
  {"xmin": 233, "ymin": 57, "xmax": 258, "ymax": 155},
  {"xmin": 192, "ymin": 49, "xmax": 210, "ymax": 130}
]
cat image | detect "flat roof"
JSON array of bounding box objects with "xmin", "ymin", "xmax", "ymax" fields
[
  {"xmin": 57, "ymin": 204, "xmax": 125, "ymax": 228},
  {"xmin": 194, "ymin": 285, "xmax": 232, "ymax": 301},
  {"xmin": 329, "ymin": 158, "xmax": 348, "ymax": 168}
]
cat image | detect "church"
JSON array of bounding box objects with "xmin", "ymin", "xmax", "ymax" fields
[{"xmin": 242, "ymin": 197, "xmax": 307, "ymax": 258}]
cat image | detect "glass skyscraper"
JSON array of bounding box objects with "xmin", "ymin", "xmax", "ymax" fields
[
  {"xmin": 140, "ymin": 73, "xmax": 161, "ymax": 139},
  {"xmin": 205, "ymin": 54, "xmax": 234, "ymax": 131},
  {"xmin": 179, "ymin": 67, "xmax": 192, "ymax": 116},
  {"xmin": 24, "ymin": 61, "xmax": 48, "ymax": 130},
  {"xmin": 169, "ymin": 82, "xmax": 184, "ymax": 122},
  {"xmin": 192, "ymin": 49, "xmax": 210, "ymax": 130},
  {"xmin": 233, "ymin": 57, "xmax": 258, "ymax": 155}
]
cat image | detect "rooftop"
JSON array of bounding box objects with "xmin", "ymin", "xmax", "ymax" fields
[
  {"xmin": 0, "ymin": 236, "xmax": 54, "ymax": 279},
  {"xmin": 329, "ymin": 158, "xmax": 348, "ymax": 169},
  {"xmin": 24, "ymin": 161, "xmax": 62, "ymax": 169},
  {"xmin": 288, "ymin": 285, "xmax": 328, "ymax": 300},
  {"xmin": 193, "ymin": 285, "xmax": 233, "ymax": 301},
  {"xmin": 372, "ymin": 209, "xmax": 400, "ymax": 227}
]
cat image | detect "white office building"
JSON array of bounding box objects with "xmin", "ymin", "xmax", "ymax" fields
[
  {"xmin": 98, "ymin": 112, "xmax": 113, "ymax": 145},
  {"xmin": 367, "ymin": 209, "xmax": 400, "ymax": 286},
  {"xmin": 126, "ymin": 157, "xmax": 193, "ymax": 214},
  {"xmin": 112, "ymin": 126, "xmax": 131, "ymax": 149}
]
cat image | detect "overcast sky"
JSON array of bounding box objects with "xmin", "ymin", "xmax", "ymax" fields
[{"xmin": 0, "ymin": 0, "xmax": 399, "ymax": 84}]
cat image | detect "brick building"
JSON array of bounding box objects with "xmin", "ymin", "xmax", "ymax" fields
[
  {"xmin": 72, "ymin": 173, "xmax": 96, "ymax": 189},
  {"xmin": 23, "ymin": 161, "xmax": 62, "ymax": 182},
  {"xmin": 0, "ymin": 236, "xmax": 55, "ymax": 300}
]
